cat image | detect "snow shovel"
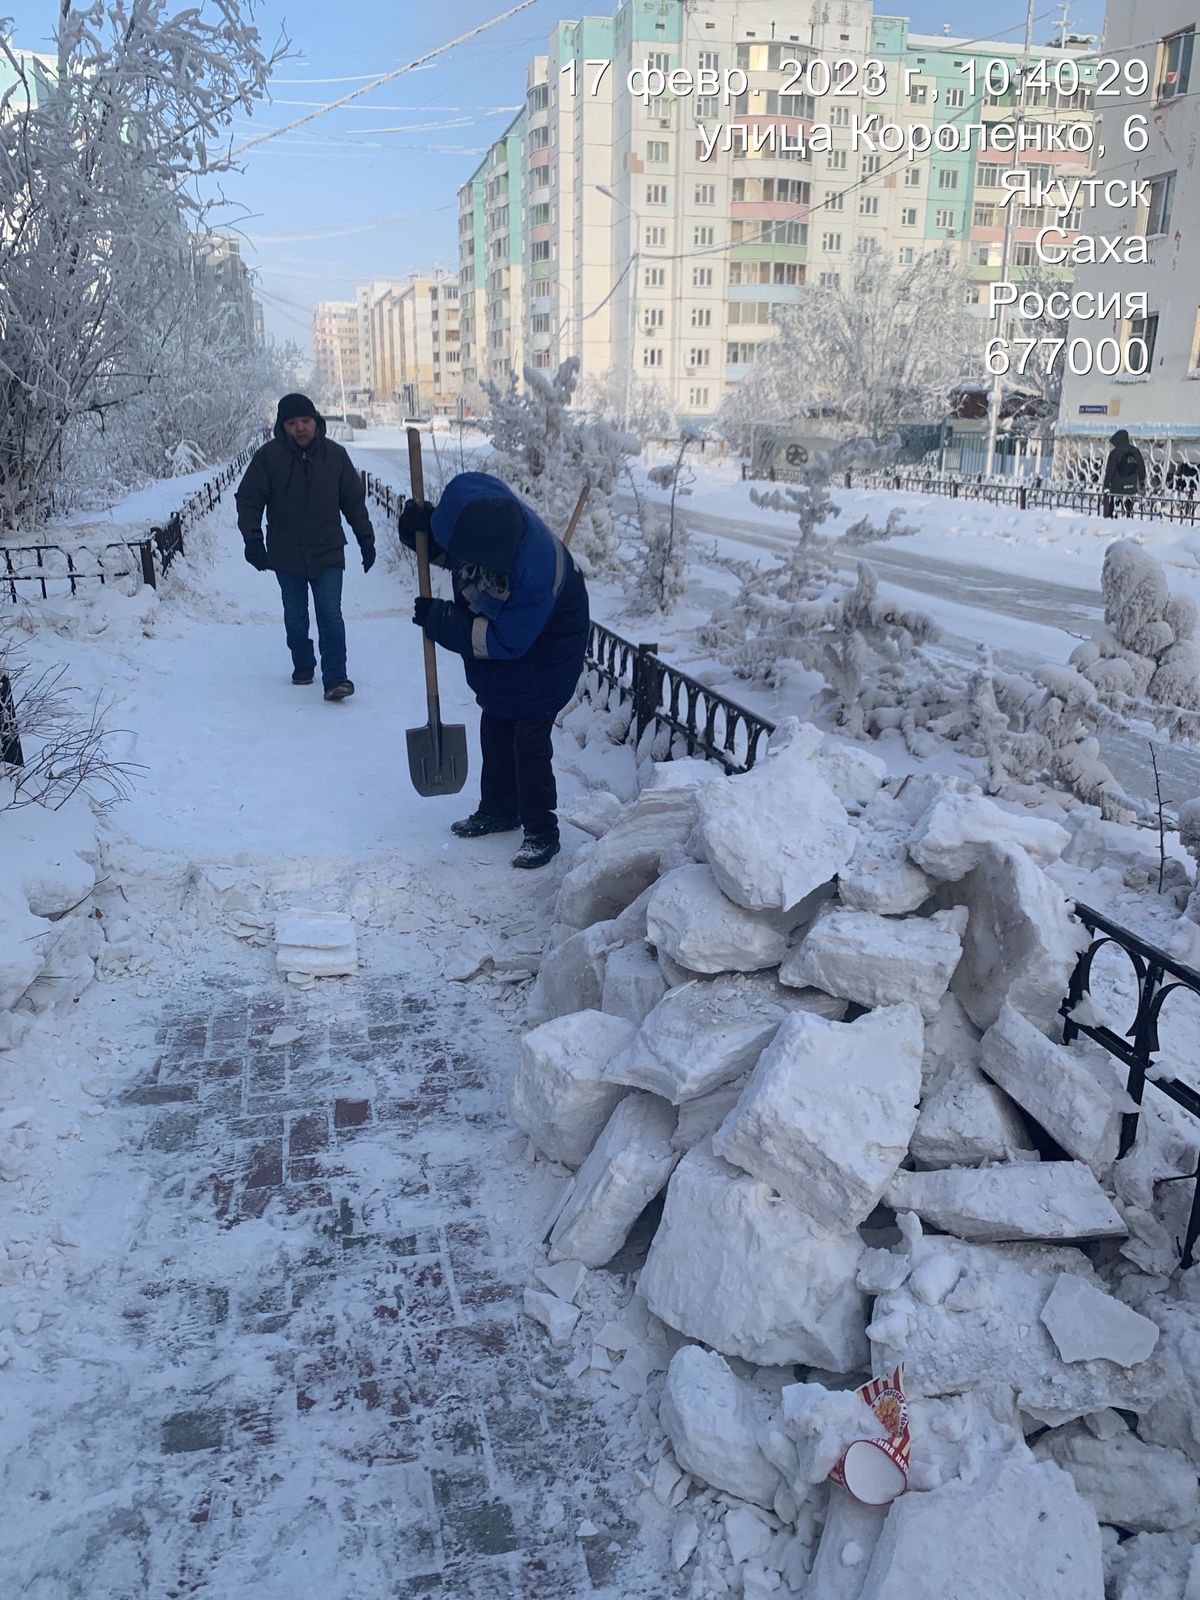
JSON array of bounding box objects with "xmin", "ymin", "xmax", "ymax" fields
[{"xmin": 405, "ymin": 426, "xmax": 468, "ymax": 797}]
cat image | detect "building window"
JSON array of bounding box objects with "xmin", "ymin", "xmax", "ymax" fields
[
  {"xmin": 644, "ymin": 307, "xmax": 665, "ymax": 330},
  {"xmin": 827, "ymin": 149, "xmax": 848, "ymax": 171},
  {"xmin": 727, "ymin": 341, "xmax": 759, "ymax": 364},
  {"xmin": 1145, "ymin": 172, "xmax": 1175, "ymax": 237},
  {"xmin": 821, "ymin": 231, "xmax": 842, "ymax": 251},
  {"xmin": 696, "ymin": 95, "xmax": 720, "ymax": 120},
  {"xmin": 859, "ymin": 195, "xmax": 880, "ymax": 216},
  {"xmin": 830, "ymin": 104, "xmax": 851, "ymax": 126},
  {"xmin": 529, "ymin": 203, "xmax": 551, "ymax": 226},
  {"xmin": 645, "ymin": 51, "xmax": 671, "ymax": 73},
  {"xmin": 824, "ymin": 191, "xmax": 845, "ymax": 212},
  {"xmin": 647, "ymin": 99, "xmax": 671, "ymax": 124},
  {"xmin": 645, "ymin": 266, "xmax": 666, "ymax": 288},
  {"xmin": 645, "ymin": 225, "xmax": 667, "ymax": 248},
  {"xmin": 971, "ymin": 244, "xmax": 993, "ymax": 266},
  {"xmin": 698, "ymin": 50, "xmax": 719, "ymax": 72},
  {"xmin": 531, "ymin": 240, "xmax": 551, "ymax": 262},
  {"xmin": 1128, "ymin": 311, "xmax": 1159, "ymax": 368},
  {"xmin": 694, "ymin": 226, "xmax": 715, "ymax": 246},
  {"xmin": 646, "ymin": 183, "xmax": 668, "ymax": 205},
  {"xmin": 944, "ymin": 87, "xmax": 965, "ymax": 107},
  {"xmin": 693, "ymin": 267, "xmax": 714, "ymax": 287},
  {"xmin": 905, "ymin": 166, "xmax": 922, "ymax": 187},
  {"xmin": 910, "ymin": 82, "xmax": 929, "ymax": 103},
  {"xmin": 695, "ymin": 183, "xmax": 716, "ymax": 205},
  {"xmin": 1157, "ymin": 27, "xmax": 1194, "ymax": 101},
  {"xmin": 773, "ymin": 262, "xmax": 803, "ymax": 284},
  {"xmin": 689, "ymin": 387, "xmax": 710, "ymax": 407},
  {"xmin": 819, "ymin": 271, "xmax": 841, "ymax": 289},
  {"xmin": 530, "ymin": 313, "xmax": 551, "ymax": 333},
  {"xmin": 937, "ymin": 168, "xmax": 959, "ymax": 190},
  {"xmin": 862, "ymin": 155, "xmax": 881, "ymax": 176},
  {"xmin": 688, "ymin": 348, "xmax": 711, "ymax": 367},
  {"xmin": 691, "ymin": 307, "xmax": 712, "ymax": 327},
  {"xmin": 728, "ymin": 302, "xmax": 770, "ymax": 325},
  {"xmin": 935, "ymin": 208, "xmax": 957, "ymax": 229},
  {"xmin": 898, "ymin": 246, "xmax": 915, "ymax": 264},
  {"xmin": 647, "ymin": 140, "xmax": 670, "ymax": 163},
  {"xmin": 529, "ymin": 126, "xmax": 550, "ymax": 150},
  {"xmin": 1014, "ymin": 242, "xmax": 1036, "ymax": 265},
  {"xmin": 973, "ymin": 204, "xmax": 996, "ymax": 228},
  {"xmin": 643, "ymin": 347, "xmax": 663, "ymax": 367},
  {"xmin": 978, "ymin": 163, "xmax": 1001, "ymax": 187}
]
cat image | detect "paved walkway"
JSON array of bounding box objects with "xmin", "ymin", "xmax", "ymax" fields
[{"xmin": 11, "ymin": 964, "xmax": 668, "ymax": 1599}]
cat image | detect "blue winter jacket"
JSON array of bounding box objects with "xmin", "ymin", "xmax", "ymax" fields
[{"xmin": 421, "ymin": 473, "xmax": 590, "ymax": 720}]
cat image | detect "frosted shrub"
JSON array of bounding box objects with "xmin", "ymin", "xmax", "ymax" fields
[{"xmin": 627, "ymin": 434, "xmax": 698, "ymax": 616}]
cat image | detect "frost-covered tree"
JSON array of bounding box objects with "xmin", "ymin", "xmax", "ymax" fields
[
  {"xmin": 481, "ymin": 358, "xmax": 639, "ymax": 572},
  {"xmin": 698, "ymin": 442, "xmax": 935, "ymax": 731},
  {"xmin": 716, "ymin": 244, "xmax": 975, "ymax": 445},
  {"xmin": 0, "ymin": 5, "xmax": 283, "ymax": 527},
  {"xmin": 627, "ymin": 432, "xmax": 698, "ymax": 615},
  {"xmin": 578, "ymin": 366, "xmax": 677, "ymax": 442}
]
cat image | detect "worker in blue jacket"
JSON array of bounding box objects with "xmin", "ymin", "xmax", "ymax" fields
[{"xmin": 399, "ymin": 472, "xmax": 590, "ymax": 870}]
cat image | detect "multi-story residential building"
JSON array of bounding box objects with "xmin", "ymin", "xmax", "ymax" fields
[
  {"xmin": 312, "ymin": 300, "xmax": 362, "ymax": 407},
  {"xmin": 1057, "ymin": 2, "xmax": 1199, "ymax": 476},
  {"xmin": 455, "ymin": 0, "xmax": 1097, "ymax": 422},
  {"xmin": 368, "ymin": 274, "xmax": 462, "ymax": 416},
  {"xmin": 355, "ymin": 281, "xmax": 407, "ymax": 404},
  {"xmin": 192, "ymin": 234, "xmax": 259, "ymax": 348}
]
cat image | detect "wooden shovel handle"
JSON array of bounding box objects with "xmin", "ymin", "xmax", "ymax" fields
[
  {"xmin": 564, "ymin": 484, "xmax": 590, "ymax": 549},
  {"xmin": 408, "ymin": 427, "xmax": 441, "ymax": 702}
]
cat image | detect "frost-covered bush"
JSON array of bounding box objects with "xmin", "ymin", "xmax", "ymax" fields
[
  {"xmin": 698, "ymin": 442, "xmax": 934, "ymax": 732},
  {"xmin": 482, "ymin": 358, "xmax": 639, "ymax": 573},
  {"xmin": 627, "ymin": 434, "xmax": 697, "ymax": 615}
]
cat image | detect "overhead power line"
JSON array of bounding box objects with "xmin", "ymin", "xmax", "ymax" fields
[{"xmin": 229, "ymin": 1, "xmax": 537, "ymax": 158}]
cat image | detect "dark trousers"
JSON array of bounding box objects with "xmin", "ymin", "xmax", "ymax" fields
[
  {"xmin": 276, "ymin": 567, "xmax": 346, "ymax": 687},
  {"xmin": 479, "ymin": 711, "xmax": 558, "ymax": 838}
]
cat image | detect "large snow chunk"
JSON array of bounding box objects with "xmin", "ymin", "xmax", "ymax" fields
[
  {"xmin": 781, "ymin": 906, "xmax": 966, "ymax": 1021},
  {"xmin": 659, "ymin": 1345, "xmax": 783, "ymax": 1508},
  {"xmin": 885, "ymin": 1163, "xmax": 1127, "ymax": 1243},
  {"xmin": 609, "ymin": 972, "xmax": 841, "ymax": 1104},
  {"xmin": 640, "ymin": 1143, "xmax": 868, "ymax": 1370},
  {"xmin": 856, "ymin": 1457, "xmax": 1103, "ymax": 1600},
  {"xmin": 275, "ymin": 910, "xmax": 357, "ymax": 977},
  {"xmin": 920, "ymin": 992, "xmax": 982, "ymax": 1091},
  {"xmin": 980, "ymin": 1003, "xmax": 1124, "ymax": 1172},
  {"xmin": 600, "ymin": 941, "xmax": 668, "ymax": 1026},
  {"xmin": 672, "ymin": 1077, "xmax": 747, "ymax": 1153},
  {"xmin": 909, "ymin": 1060, "xmax": 1031, "ymax": 1168},
  {"xmin": 553, "ymin": 773, "xmax": 716, "ymax": 929},
  {"xmin": 814, "ymin": 732, "xmax": 888, "ymax": 808},
  {"xmin": 713, "ymin": 1004, "xmax": 923, "ymax": 1232},
  {"xmin": 909, "ymin": 794, "xmax": 1071, "ymax": 881},
  {"xmin": 510, "ymin": 1010, "xmax": 634, "ymax": 1167},
  {"xmin": 1034, "ymin": 1423, "xmax": 1198, "ymax": 1533},
  {"xmin": 3, "ymin": 795, "xmax": 98, "ymax": 917},
  {"xmin": 646, "ymin": 864, "xmax": 788, "ymax": 974},
  {"xmin": 548, "ymin": 1092, "xmax": 679, "ymax": 1267},
  {"xmin": 0, "ymin": 881, "xmax": 50, "ymax": 1010},
  {"xmin": 1039, "ymin": 1274, "xmax": 1160, "ymax": 1368},
  {"xmin": 839, "ymin": 792, "xmax": 936, "ymax": 915},
  {"xmin": 869, "ymin": 1237, "xmax": 1167, "ymax": 1419},
  {"xmin": 528, "ymin": 920, "xmax": 616, "ymax": 1023},
  {"xmin": 949, "ymin": 846, "xmax": 1086, "ymax": 1033},
  {"xmin": 694, "ymin": 739, "xmax": 855, "ymax": 912}
]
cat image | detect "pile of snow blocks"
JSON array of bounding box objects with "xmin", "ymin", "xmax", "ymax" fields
[{"xmin": 511, "ymin": 723, "xmax": 1200, "ymax": 1598}]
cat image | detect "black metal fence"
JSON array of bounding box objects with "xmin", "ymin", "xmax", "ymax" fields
[
  {"xmin": 582, "ymin": 621, "xmax": 774, "ymax": 775},
  {"xmin": 838, "ymin": 468, "xmax": 1200, "ymax": 526},
  {"xmin": 1062, "ymin": 902, "xmax": 1200, "ymax": 1266},
  {"xmin": 0, "ymin": 671, "xmax": 22, "ymax": 767},
  {"xmin": 1, "ymin": 438, "xmax": 261, "ymax": 602}
]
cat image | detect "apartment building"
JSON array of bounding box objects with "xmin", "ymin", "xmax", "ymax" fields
[
  {"xmin": 192, "ymin": 234, "xmax": 260, "ymax": 349},
  {"xmin": 312, "ymin": 300, "xmax": 363, "ymax": 406},
  {"xmin": 1057, "ymin": 2, "xmax": 1199, "ymax": 473},
  {"xmin": 456, "ymin": 0, "xmax": 1097, "ymax": 421},
  {"xmin": 367, "ymin": 274, "xmax": 463, "ymax": 416}
]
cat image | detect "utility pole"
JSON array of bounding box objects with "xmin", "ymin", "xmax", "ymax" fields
[{"xmin": 983, "ymin": 0, "xmax": 1037, "ymax": 478}]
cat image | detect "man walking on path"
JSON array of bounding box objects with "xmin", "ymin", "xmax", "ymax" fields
[
  {"xmin": 400, "ymin": 472, "xmax": 589, "ymax": 870},
  {"xmin": 1103, "ymin": 428, "xmax": 1147, "ymax": 518},
  {"xmin": 235, "ymin": 393, "xmax": 376, "ymax": 700}
]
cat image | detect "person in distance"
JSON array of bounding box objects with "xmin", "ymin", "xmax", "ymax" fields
[
  {"xmin": 1102, "ymin": 428, "xmax": 1147, "ymax": 519},
  {"xmin": 235, "ymin": 393, "xmax": 376, "ymax": 701},
  {"xmin": 399, "ymin": 473, "xmax": 589, "ymax": 870}
]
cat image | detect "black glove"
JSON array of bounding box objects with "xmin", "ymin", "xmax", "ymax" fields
[
  {"xmin": 243, "ymin": 537, "xmax": 269, "ymax": 571},
  {"xmin": 412, "ymin": 595, "xmax": 435, "ymax": 629},
  {"xmin": 398, "ymin": 499, "xmax": 435, "ymax": 541},
  {"xmin": 361, "ymin": 540, "xmax": 376, "ymax": 574}
]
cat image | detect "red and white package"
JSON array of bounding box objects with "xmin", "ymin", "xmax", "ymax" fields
[{"xmin": 828, "ymin": 1366, "xmax": 911, "ymax": 1506}]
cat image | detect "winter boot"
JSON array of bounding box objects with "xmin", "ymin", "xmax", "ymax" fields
[
  {"xmin": 451, "ymin": 811, "xmax": 521, "ymax": 839},
  {"xmin": 512, "ymin": 833, "xmax": 561, "ymax": 870},
  {"xmin": 324, "ymin": 680, "xmax": 355, "ymax": 701},
  {"xmin": 292, "ymin": 668, "xmax": 315, "ymax": 685}
]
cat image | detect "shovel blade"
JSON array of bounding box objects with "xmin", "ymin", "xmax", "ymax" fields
[{"xmin": 406, "ymin": 720, "xmax": 469, "ymax": 797}]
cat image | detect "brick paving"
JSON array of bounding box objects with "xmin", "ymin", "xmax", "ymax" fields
[{"xmin": 39, "ymin": 970, "xmax": 670, "ymax": 1599}]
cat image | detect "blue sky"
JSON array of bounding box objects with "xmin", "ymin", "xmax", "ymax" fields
[{"xmin": 5, "ymin": 0, "xmax": 1106, "ymax": 348}]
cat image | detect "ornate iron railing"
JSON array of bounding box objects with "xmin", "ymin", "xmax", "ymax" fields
[
  {"xmin": 827, "ymin": 468, "xmax": 1200, "ymax": 525},
  {"xmin": 2, "ymin": 438, "xmax": 260, "ymax": 602},
  {"xmin": 1062, "ymin": 902, "xmax": 1200, "ymax": 1266},
  {"xmin": 582, "ymin": 621, "xmax": 775, "ymax": 775}
]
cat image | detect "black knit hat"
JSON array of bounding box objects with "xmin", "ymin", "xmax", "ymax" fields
[{"xmin": 276, "ymin": 392, "xmax": 319, "ymax": 426}]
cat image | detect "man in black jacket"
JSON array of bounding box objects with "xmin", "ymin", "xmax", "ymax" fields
[
  {"xmin": 235, "ymin": 393, "xmax": 376, "ymax": 700},
  {"xmin": 1102, "ymin": 428, "xmax": 1147, "ymax": 518}
]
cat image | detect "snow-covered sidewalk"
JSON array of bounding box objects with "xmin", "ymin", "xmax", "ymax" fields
[{"xmin": 0, "ymin": 496, "xmax": 671, "ymax": 1598}]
